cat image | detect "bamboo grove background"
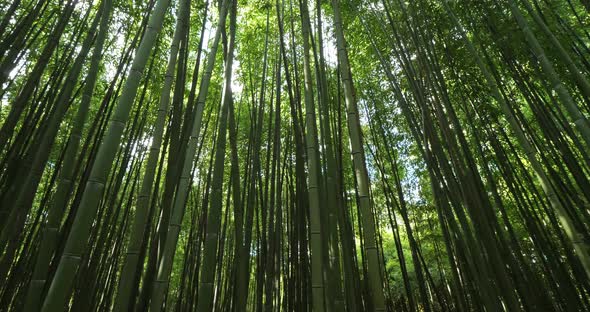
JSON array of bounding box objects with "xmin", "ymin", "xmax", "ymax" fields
[{"xmin": 0, "ymin": 0, "xmax": 590, "ymax": 311}]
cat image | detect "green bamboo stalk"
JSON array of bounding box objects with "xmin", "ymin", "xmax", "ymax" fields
[
  {"xmin": 508, "ymin": 0, "xmax": 590, "ymax": 148},
  {"xmin": 149, "ymin": 1, "xmax": 230, "ymax": 309},
  {"xmin": 113, "ymin": 0, "xmax": 190, "ymax": 310},
  {"xmin": 520, "ymin": 0, "xmax": 590, "ymax": 99},
  {"xmin": 0, "ymin": 0, "xmax": 78, "ymax": 153},
  {"xmin": 314, "ymin": 2, "xmax": 347, "ymax": 309},
  {"xmin": 0, "ymin": 0, "xmax": 104, "ymax": 253},
  {"xmin": 40, "ymin": 0, "xmax": 172, "ymax": 309},
  {"xmin": 331, "ymin": 0, "xmax": 386, "ymax": 310},
  {"xmin": 298, "ymin": 0, "xmax": 326, "ymax": 310},
  {"xmin": 234, "ymin": 7, "xmax": 269, "ymax": 310},
  {"xmin": 195, "ymin": 0, "xmax": 236, "ymax": 310},
  {"xmin": 23, "ymin": 1, "xmax": 112, "ymax": 309},
  {"xmin": 445, "ymin": 0, "xmax": 590, "ymax": 279}
]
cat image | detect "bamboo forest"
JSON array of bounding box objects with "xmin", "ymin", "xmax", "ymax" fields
[{"xmin": 2, "ymin": 0, "xmax": 590, "ymax": 311}]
